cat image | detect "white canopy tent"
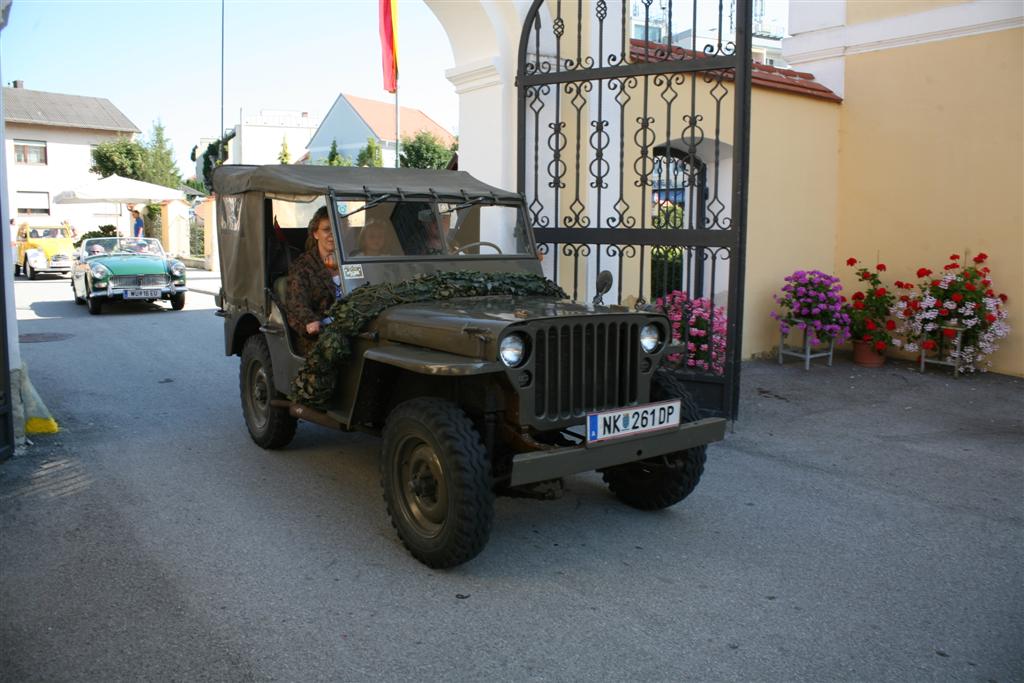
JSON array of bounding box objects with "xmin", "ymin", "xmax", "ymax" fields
[{"xmin": 54, "ymin": 175, "xmax": 186, "ymax": 236}]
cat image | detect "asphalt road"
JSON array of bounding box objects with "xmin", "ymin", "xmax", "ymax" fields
[{"xmin": 2, "ymin": 273, "xmax": 1021, "ymax": 682}]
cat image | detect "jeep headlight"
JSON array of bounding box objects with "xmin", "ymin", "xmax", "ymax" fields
[
  {"xmin": 169, "ymin": 261, "xmax": 186, "ymax": 278},
  {"xmin": 499, "ymin": 333, "xmax": 528, "ymax": 367},
  {"xmin": 640, "ymin": 323, "xmax": 663, "ymax": 353},
  {"xmin": 89, "ymin": 263, "xmax": 111, "ymax": 279}
]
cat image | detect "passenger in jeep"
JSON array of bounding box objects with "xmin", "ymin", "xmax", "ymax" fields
[{"xmin": 285, "ymin": 206, "xmax": 340, "ymax": 354}]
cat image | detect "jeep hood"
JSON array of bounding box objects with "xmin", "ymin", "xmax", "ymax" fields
[{"xmin": 375, "ymin": 296, "xmax": 642, "ymax": 358}]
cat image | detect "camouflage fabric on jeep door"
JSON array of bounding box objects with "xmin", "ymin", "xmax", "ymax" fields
[{"xmin": 289, "ymin": 271, "xmax": 567, "ymax": 407}]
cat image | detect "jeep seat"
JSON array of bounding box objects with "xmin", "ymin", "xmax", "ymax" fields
[{"xmin": 272, "ymin": 275, "xmax": 302, "ymax": 355}]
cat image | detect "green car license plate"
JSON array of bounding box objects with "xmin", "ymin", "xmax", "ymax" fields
[
  {"xmin": 586, "ymin": 399, "xmax": 681, "ymax": 444},
  {"xmin": 123, "ymin": 289, "xmax": 162, "ymax": 299}
]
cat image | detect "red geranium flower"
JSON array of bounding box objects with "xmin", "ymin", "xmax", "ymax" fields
[
  {"xmin": 982, "ymin": 267, "xmax": 991, "ymax": 273},
  {"xmin": 942, "ymin": 328, "xmax": 957, "ymax": 338},
  {"xmin": 949, "ymin": 254, "xmax": 960, "ymax": 260},
  {"xmin": 909, "ymin": 300, "xmax": 919, "ymax": 310},
  {"xmin": 899, "ymin": 295, "xmax": 910, "ymax": 302},
  {"xmin": 939, "ymin": 308, "xmax": 949, "ymax": 316},
  {"xmin": 875, "ymin": 287, "xmax": 887, "ymax": 297},
  {"xmin": 916, "ymin": 268, "xmax": 932, "ymax": 278},
  {"xmin": 866, "ymin": 320, "xmax": 877, "ymax": 331},
  {"xmin": 846, "ymin": 257, "xmax": 858, "ymax": 266},
  {"xmin": 922, "ymin": 340, "xmax": 937, "ymax": 351},
  {"xmin": 965, "ymin": 283, "xmax": 977, "ymax": 291},
  {"xmin": 931, "ymin": 280, "xmax": 941, "ymax": 287},
  {"xmin": 853, "ymin": 300, "xmax": 864, "ymax": 310},
  {"xmin": 986, "ymin": 289, "xmax": 995, "ymax": 297},
  {"xmin": 852, "ymin": 291, "xmax": 865, "ymax": 300},
  {"xmin": 874, "ymin": 341, "xmax": 886, "ymax": 351},
  {"xmin": 973, "ymin": 252, "xmax": 988, "ymax": 263},
  {"xmin": 885, "ymin": 320, "xmax": 896, "ymax": 331},
  {"xmin": 876, "ymin": 263, "xmax": 886, "ymax": 272},
  {"xmin": 986, "ymin": 313, "xmax": 997, "ymax": 323},
  {"xmin": 903, "ymin": 309, "xmax": 913, "ymax": 318},
  {"xmin": 944, "ymin": 264, "xmax": 959, "ymax": 270},
  {"xmin": 951, "ymin": 293, "xmax": 963, "ymax": 302},
  {"xmin": 862, "ymin": 333, "xmax": 872, "ymax": 341},
  {"xmin": 999, "ymin": 293, "xmax": 1009, "ymax": 302},
  {"xmin": 982, "ymin": 279, "xmax": 991, "ymax": 286}
]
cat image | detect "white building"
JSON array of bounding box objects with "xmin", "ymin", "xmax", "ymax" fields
[
  {"xmin": 227, "ymin": 110, "xmax": 317, "ymax": 166},
  {"xmin": 307, "ymin": 94, "xmax": 456, "ymax": 168},
  {"xmin": 3, "ymin": 82, "xmax": 139, "ymax": 232}
]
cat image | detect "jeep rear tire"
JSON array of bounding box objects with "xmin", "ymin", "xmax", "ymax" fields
[
  {"xmin": 381, "ymin": 398, "xmax": 494, "ymax": 568},
  {"xmin": 601, "ymin": 369, "xmax": 706, "ymax": 510},
  {"xmin": 240, "ymin": 334, "xmax": 297, "ymax": 449}
]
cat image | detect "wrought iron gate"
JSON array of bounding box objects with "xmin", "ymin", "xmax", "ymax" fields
[{"xmin": 517, "ymin": 0, "xmax": 752, "ymax": 419}]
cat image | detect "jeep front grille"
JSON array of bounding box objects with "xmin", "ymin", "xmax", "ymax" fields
[
  {"xmin": 111, "ymin": 275, "xmax": 170, "ymax": 288},
  {"xmin": 533, "ymin": 321, "xmax": 639, "ymax": 421}
]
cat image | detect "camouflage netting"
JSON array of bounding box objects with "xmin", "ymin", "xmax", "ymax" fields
[{"xmin": 290, "ymin": 271, "xmax": 568, "ymax": 407}]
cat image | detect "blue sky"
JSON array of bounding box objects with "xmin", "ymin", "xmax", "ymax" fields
[{"xmin": 1, "ymin": 0, "xmax": 458, "ymax": 176}]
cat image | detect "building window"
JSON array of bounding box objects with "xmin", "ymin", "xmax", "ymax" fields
[
  {"xmin": 16, "ymin": 191, "xmax": 50, "ymax": 215},
  {"xmin": 14, "ymin": 140, "xmax": 47, "ymax": 165}
]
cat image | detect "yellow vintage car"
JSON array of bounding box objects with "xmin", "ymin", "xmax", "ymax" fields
[{"xmin": 14, "ymin": 225, "xmax": 75, "ymax": 279}]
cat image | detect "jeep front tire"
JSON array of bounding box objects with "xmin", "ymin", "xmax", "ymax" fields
[
  {"xmin": 381, "ymin": 398, "xmax": 494, "ymax": 568},
  {"xmin": 240, "ymin": 334, "xmax": 297, "ymax": 449}
]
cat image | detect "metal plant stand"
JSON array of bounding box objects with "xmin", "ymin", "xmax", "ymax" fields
[
  {"xmin": 778, "ymin": 328, "xmax": 835, "ymax": 370},
  {"xmin": 919, "ymin": 326, "xmax": 964, "ymax": 376}
]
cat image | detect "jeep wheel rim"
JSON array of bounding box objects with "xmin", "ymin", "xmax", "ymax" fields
[
  {"xmin": 398, "ymin": 441, "xmax": 448, "ymax": 537},
  {"xmin": 246, "ymin": 360, "xmax": 270, "ymax": 430}
]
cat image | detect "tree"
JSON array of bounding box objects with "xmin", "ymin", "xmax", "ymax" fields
[
  {"xmin": 278, "ymin": 137, "xmax": 291, "ymax": 164},
  {"xmin": 399, "ymin": 131, "xmax": 454, "ymax": 169},
  {"xmin": 325, "ymin": 139, "xmax": 351, "ymax": 167},
  {"xmin": 141, "ymin": 121, "xmax": 181, "ymax": 189},
  {"xmin": 183, "ymin": 177, "xmax": 206, "ymax": 194},
  {"xmin": 356, "ymin": 137, "xmax": 383, "ymax": 167},
  {"xmin": 90, "ymin": 137, "xmax": 147, "ymax": 179}
]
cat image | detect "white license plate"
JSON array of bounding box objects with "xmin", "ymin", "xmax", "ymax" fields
[
  {"xmin": 586, "ymin": 399, "xmax": 682, "ymax": 444},
  {"xmin": 123, "ymin": 289, "xmax": 161, "ymax": 299}
]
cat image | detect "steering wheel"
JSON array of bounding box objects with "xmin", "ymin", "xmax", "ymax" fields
[{"xmin": 454, "ymin": 241, "xmax": 503, "ymax": 255}]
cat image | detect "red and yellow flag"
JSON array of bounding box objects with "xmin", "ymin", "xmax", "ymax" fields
[{"xmin": 379, "ymin": 0, "xmax": 398, "ymax": 93}]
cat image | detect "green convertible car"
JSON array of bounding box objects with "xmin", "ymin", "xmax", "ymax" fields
[{"xmin": 71, "ymin": 237, "xmax": 188, "ymax": 315}]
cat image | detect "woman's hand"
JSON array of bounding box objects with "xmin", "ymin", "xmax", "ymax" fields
[{"xmin": 305, "ymin": 320, "xmax": 322, "ymax": 336}]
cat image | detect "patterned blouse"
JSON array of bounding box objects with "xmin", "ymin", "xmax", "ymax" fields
[{"xmin": 285, "ymin": 248, "xmax": 336, "ymax": 354}]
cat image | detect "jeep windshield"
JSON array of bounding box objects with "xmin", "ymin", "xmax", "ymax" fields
[{"xmin": 336, "ymin": 199, "xmax": 535, "ymax": 260}]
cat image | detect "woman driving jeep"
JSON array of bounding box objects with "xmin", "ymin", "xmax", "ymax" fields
[{"xmin": 285, "ymin": 206, "xmax": 341, "ymax": 354}]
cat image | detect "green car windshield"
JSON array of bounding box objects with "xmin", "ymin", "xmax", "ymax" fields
[
  {"xmin": 82, "ymin": 237, "xmax": 165, "ymax": 257},
  {"xmin": 336, "ymin": 200, "xmax": 534, "ymax": 260}
]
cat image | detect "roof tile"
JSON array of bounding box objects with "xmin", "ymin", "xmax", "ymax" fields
[
  {"xmin": 3, "ymin": 87, "xmax": 139, "ymax": 133},
  {"xmin": 628, "ymin": 40, "xmax": 842, "ymax": 103}
]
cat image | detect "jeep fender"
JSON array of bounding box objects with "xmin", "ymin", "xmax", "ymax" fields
[{"xmin": 347, "ymin": 346, "xmax": 505, "ymax": 427}]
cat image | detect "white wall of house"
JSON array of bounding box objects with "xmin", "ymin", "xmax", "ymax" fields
[
  {"xmin": 307, "ymin": 97, "xmax": 374, "ymax": 165},
  {"xmin": 228, "ymin": 110, "xmax": 318, "ymax": 166},
  {"xmin": 4, "ymin": 123, "xmax": 127, "ymax": 233}
]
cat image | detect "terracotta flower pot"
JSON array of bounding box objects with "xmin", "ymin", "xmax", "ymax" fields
[{"xmin": 852, "ymin": 340, "xmax": 885, "ymax": 368}]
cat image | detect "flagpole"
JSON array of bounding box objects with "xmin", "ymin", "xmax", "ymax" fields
[{"xmin": 395, "ymin": 85, "xmax": 400, "ymax": 168}]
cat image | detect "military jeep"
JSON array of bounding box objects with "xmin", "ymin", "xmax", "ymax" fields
[{"xmin": 213, "ymin": 165, "xmax": 726, "ymax": 568}]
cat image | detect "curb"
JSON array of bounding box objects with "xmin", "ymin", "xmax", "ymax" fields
[{"xmin": 19, "ymin": 364, "xmax": 59, "ymax": 435}]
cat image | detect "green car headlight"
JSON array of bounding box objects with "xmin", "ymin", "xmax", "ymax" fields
[{"xmin": 89, "ymin": 263, "xmax": 111, "ymax": 279}]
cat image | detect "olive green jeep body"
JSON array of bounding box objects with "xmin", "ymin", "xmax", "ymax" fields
[{"xmin": 213, "ymin": 165, "xmax": 726, "ymax": 568}]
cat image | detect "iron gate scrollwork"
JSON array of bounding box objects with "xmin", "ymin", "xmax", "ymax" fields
[{"xmin": 517, "ymin": 0, "xmax": 752, "ymax": 419}]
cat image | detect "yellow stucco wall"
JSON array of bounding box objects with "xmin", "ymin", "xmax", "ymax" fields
[
  {"xmin": 837, "ymin": 28, "xmax": 1024, "ymax": 375},
  {"xmin": 845, "ymin": 0, "xmax": 970, "ymax": 25},
  {"xmin": 744, "ymin": 91, "xmax": 840, "ymax": 360}
]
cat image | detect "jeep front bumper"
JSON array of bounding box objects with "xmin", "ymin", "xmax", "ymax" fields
[{"xmin": 509, "ymin": 417, "xmax": 727, "ymax": 486}]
